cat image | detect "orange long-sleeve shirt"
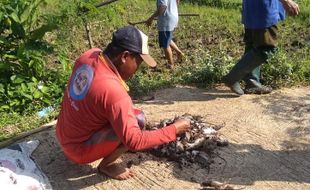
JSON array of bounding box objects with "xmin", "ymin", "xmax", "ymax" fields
[{"xmin": 56, "ymin": 48, "xmax": 176, "ymax": 162}]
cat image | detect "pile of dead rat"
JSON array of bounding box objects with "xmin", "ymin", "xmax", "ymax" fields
[{"xmin": 145, "ymin": 114, "xmax": 228, "ymax": 169}]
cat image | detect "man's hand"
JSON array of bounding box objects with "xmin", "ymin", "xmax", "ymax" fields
[
  {"xmin": 146, "ymin": 3, "xmax": 167, "ymax": 27},
  {"xmin": 173, "ymin": 119, "xmax": 190, "ymax": 135},
  {"xmin": 145, "ymin": 18, "xmax": 153, "ymax": 27},
  {"xmin": 281, "ymin": 0, "xmax": 300, "ymax": 16}
]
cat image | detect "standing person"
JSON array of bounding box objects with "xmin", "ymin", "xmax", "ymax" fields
[
  {"xmin": 56, "ymin": 26, "xmax": 190, "ymax": 180},
  {"xmin": 146, "ymin": 0, "xmax": 185, "ymax": 69},
  {"xmin": 222, "ymin": 0, "xmax": 300, "ymax": 95}
]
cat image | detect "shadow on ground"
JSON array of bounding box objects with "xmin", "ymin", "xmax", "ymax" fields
[
  {"xmin": 170, "ymin": 142, "xmax": 310, "ymax": 186},
  {"xmin": 26, "ymin": 86, "xmax": 309, "ymax": 189},
  {"xmin": 29, "ymin": 130, "xmax": 109, "ymax": 189},
  {"xmin": 29, "ymin": 128, "xmax": 310, "ymax": 189},
  {"xmin": 251, "ymin": 89, "xmax": 310, "ymax": 139},
  {"xmin": 137, "ymin": 86, "xmax": 239, "ymax": 105}
]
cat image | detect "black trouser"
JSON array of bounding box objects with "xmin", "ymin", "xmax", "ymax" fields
[{"xmin": 224, "ymin": 25, "xmax": 278, "ymax": 87}]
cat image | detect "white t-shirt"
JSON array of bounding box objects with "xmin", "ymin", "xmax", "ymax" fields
[{"xmin": 157, "ymin": 0, "xmax": 178, "ymax": 31}]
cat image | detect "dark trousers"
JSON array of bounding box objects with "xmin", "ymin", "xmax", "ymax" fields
[{"xmin": 224, "ymin": 25, "xmax": 278, "ymax": 87}]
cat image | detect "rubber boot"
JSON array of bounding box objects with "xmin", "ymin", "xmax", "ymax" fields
[
  {"xmin": 244, "ymin": 79, "xmax": 273, "ymax": 94},
  {"xmin": 243, "ymin": 48, "xmax": 276, "ymax": 94},
  {"xmin": 222, "ymin": 47, "xmax": 273, "ymax": 95},
  {"xmin": 244, "ymin": 66, "xmax": 261, "ymax": 88},
  {"xmin": 227, "ymin": 82, "xmax": 244, "ymax": 95}
]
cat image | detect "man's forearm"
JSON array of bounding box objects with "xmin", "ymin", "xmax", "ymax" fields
[
  {"xmin": 158, "ymin": 4, "xmax": 167, "ymax": 16},
  {"xmin": 148, "ymin": 4, "xmax": 166, "ymax": 20}
]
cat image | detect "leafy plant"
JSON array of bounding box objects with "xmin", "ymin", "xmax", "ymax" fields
[
  {"xmin": 182, "ymin": 0, "xmax": 241, "ymax": 9},
  {"xmin": 262, "ymin": 49, "xmax": 310, "ymax": 87},
  {"xmin": 177, "ymin": 50, "xmax": 235, "ymax": 87},
  {"xmin": 262, "ymin": 50, "xmax": 294, "ymax": 87},
  {"xmin": 0, "ymin": 0, "xmax": 58, "ymax": 113}
]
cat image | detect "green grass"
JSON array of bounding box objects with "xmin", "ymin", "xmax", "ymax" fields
[
  {"xmin": 0, "ymin": 110, "xmax": 58, "ymax": 142},
  {"xmin": 0, "ymin": 0, "xmax": 309, "ymax": 142}
]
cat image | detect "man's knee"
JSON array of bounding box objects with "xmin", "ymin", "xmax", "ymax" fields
[{"xmin": 133, "ymin": 108, "xmax": 145, "ymax": 129}]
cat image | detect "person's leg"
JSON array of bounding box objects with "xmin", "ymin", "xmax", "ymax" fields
[
  {"xmin": 97, "ymin": 108, "xmax": 147, "ymax": 179},
  {"xmin": 243, "ymin": 49, "xmax": 274, "ymax": 94},
  {"xmin": 222, "ymin": 26, "xmax": 277, "ymax": 95},
  {"xmin": 243, "ymin": 28, "xmax": 261, "ymax": 86},
  {"xmin": 222, "ymin": 28, "xmax": 251, "ymax": 95},
  {"xmin": 61, "ymin": 111, "xmax": 146, "ymax": 180},
  {"xmin": 222, "ymin": 46, "xmax": 272, "ymax": 95},
  {"xmin": 98, "ymin": 144, "xmax": 134, "ymax": 180},
  {"xmin": 244, "ymin": 25, "xmax": 278, "ymax": 94},
  {"xmin": 62, "ymin": 130, "xmax": 133, "ymax": 180},
  {"xmin": 159, "ymin": 31, "xmax": 174, "ymax": 68},
  {"xmin": 170, "ymin": 40, "xmax": 185, "ymax": 62},
  {"xmin": 79, "ymin": 128, "xmax": 133, "ymax": 180},
  {"xmin": 163, "ymin": 46, "xmax": 174, "ymax": 67},
  {"xmin": 98, "ymin": 109, "xmax": 145, "ymax": 179}
]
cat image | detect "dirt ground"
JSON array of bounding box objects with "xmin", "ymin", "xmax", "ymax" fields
[{"xmin": 26, "ymin": 85, "xmax": 310, "ymax": 190}]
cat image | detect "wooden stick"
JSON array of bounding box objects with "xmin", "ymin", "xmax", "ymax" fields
[
  {"xmin": 80, "ymin": 0, "xmax": 120, "ymax": 14},
  {"xmin": 0, "ymin": 120, "xmax": 57, "ymax": 149},
  {"xmin": 82, "ymin": 18, "xmax": 94, "ymax": 49},
  {"xmin": 128, "ymin": 20, "xmax": 147, "ymax": 26},
  {"xmin": 95, "ymin": 0, "xmax": 120, "ymax": 9},
  {"xmin": 78, "ymin": 0, "xmax": 120, "ymax": 47},
  {"xmin": 128, "ymin": 13, "xmax": 199, "ymax": 26},
  {"xmin": 179, "ymin": 13, "xmax": 200, "ymax": 17}
]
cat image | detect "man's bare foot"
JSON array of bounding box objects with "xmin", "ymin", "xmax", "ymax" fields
[{"xmin": 98, "ymin": 163, "xmax": 135, "ymax": 180}]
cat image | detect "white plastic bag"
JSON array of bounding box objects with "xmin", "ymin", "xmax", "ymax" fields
[{"xmin": 0, "ymin": 140, "xmax": 52, "ymax": 190}]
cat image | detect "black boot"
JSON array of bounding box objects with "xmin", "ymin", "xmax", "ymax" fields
[
  {"xmin": 223, "ymin": 49, "xmax": 265, "ymax": 95},
  {"xmin": 223, "ymin": 47, "xmax": 274, "ymax": 95},
  {"xmin": 244, "ymin": 66, "xmax": 272, "ymax": 94},
  {"xmin": 226, "ymin": 82, "xmax": 244, "ymax": 95},
  {"xmin": 244, "ymin": 66, "xmax": 261, "ymax": 86},
  {"xmin": 244, "ymin": 79, "xmax": 273, "ymax": 94}
]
